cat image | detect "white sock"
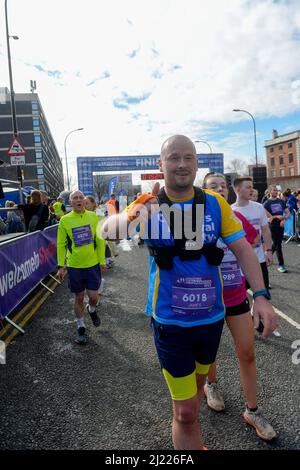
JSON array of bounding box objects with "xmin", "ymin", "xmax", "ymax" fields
[
  {"xmin": 76, "ymin": 318, "xmax": 85, "ymax": 329},
  {"xmin": 88, "ymin": 304, "xmax": 96, "ymax": 313}
]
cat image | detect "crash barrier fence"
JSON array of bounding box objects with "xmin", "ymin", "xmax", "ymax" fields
[
  {"xmin": 0, "ymin": 225, "xmax": 60, "ymax": 333},
  {"xmin": 284, "ymin": 209, "xmax": 299, "ymax": 243}
]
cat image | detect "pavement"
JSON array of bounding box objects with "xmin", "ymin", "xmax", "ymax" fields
[{"xmin": 0, "ymin": 240, "xmax": 299, "ymax": 450}]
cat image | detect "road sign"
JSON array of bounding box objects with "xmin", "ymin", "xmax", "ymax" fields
[
  {"xmin": 6, "ymin": 136, "xmax": 27, "ymax": 157},
  {"xmin": 10, "ymin": 154, "xmax": 25, "ymax": 166}
]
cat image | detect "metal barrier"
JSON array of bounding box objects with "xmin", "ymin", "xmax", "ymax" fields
[
  {"xmin": 284, "ymin": 209, "xmax": 299, "ymax": 244},
  {"xmin": 0, "ymin": 225, "xmax": 60, "ymax": 333}
]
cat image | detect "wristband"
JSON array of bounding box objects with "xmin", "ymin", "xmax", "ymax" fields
[{"xmin": 253, "ymin": 288, "xmax": 271, "ymax": 300}]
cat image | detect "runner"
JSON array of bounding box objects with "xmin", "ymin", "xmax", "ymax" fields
[
  {"xmin": 101, "ymin": 135, "xmax": 278, "ymax": 450},
  {"xmin": 232, "ymin": 177, "xmax": 273, "ymax": 291},
  {"xmin": 263, "ymin": 185, "xmax": 290, "ymax": 273},
  {"xmin": 53, "ymin": 196, "xmax": 66, "ymax": 221},
  {"xmin": 202, "ymin": 172, "xmax": 276, "ymax": 441},
  {"xmin": 57, "ymin": 190, "xmax": 107, "ymax": 344}
]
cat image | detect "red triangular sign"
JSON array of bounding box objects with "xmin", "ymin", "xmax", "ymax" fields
[{"xmin": 7, "ymin": 136, "xmax": 27, "ymax": 156}]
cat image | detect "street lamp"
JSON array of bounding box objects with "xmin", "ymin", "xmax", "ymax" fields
[
  {"xmin": 233, "ymin": 108, "xmax": 258, "ymax": 167},
  {"xmin": 194, "ymin": 140, "xmax": 213, "ymax": 153},
  {"xmin": 64, "ymin": 128, "xmax": 84, "ymax": 191},
  {"xmin": 5, "ymin": 0, "xmax": 22, "ymax": 185}
]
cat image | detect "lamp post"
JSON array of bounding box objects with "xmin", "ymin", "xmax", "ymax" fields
[
  {"xmin": 5, "ymin": 0, "xmax": 22, "ymax": 185},
  {"xmin": 233, "ymin": 108, "xmax": 258, "ymax": 167},
  {"xmin": 64, "ymin": 128, "xmax": 83, "ymax": 191},
  {"xmin": 194, "ymin": 139, "xmax": 213, "ymax": 153}
]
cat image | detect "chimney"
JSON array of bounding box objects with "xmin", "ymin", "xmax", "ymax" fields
[{"xmin": 272, "ymin": 129, "xmax": 278, "ymax": 139}]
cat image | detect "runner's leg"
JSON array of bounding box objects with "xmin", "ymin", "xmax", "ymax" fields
[{"xmin": 226, "ymin": 311, "xmax": 257, "ymax": 408}]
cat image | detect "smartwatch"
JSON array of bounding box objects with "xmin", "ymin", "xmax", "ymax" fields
[{"xmin": 253, "ymin": 288, "xmax": 271, "ymax": 300}]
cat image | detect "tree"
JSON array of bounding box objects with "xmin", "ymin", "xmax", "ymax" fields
[
  {"xmin": 93, "ymin": 175, "xmax": 108, "ymax": 202},
  {"xmin": 225, "ymin": 158, "xmax": 248, "ymax": 176}
]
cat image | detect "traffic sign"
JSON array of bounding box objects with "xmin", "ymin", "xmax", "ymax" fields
[
  {"xmin": 6, "ymin": 136, "xmax": 27, "ymax": 157},
  {"xmin": 10, "ymin": 154, "xmax": 25, "ymax": 166}
]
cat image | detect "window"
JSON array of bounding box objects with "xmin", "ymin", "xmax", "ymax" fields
[
  {"xmin": 270, "ymin": 147, "xmax": 274, "ymax": 153},
  {"xmin": 270, "ymin": 157, "xmax": 275, "ymax": 168},
  {"xmin": 34, "ymin": 135, "xmax": 41, "ymax": 143},
  {"xmin": 278, "ymin": 145, "xmax": 283, "ymax": 151},
  {"xmin": 288, "ymin": 153, "xmax": 293, "ymax": 163},
  {"xmin": 289, "ymin": 167, "xmax": 295, "ymax": 176},
  {"xmin": 31, "ymin": 102, "xmax": 38, "ymax": 110},
  {"xmin": 288, "ymin": 142, "xmax": 293, "ymax": 148},
  {"xmin": 37, "ymin": 168, "xmax": 44, "ymax": 175},
  {"xmin": 271, "ymin": 170, "xmax": 276, "ymax": 178},
  {"xmin": 280, "ymin": 168, "xmax": 285, "ymax": 176},
  {"xmin": 279, "ymin": 156, "xmax": 284, "ymax": 165},
  {"xmin": 32, "ymin": 119, "xmax": 40, "ymax": 126}
]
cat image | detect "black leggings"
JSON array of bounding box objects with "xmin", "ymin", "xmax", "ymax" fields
[{"xmin": 270, "ymin": 225, "xmax": 285, "ymax": 266}]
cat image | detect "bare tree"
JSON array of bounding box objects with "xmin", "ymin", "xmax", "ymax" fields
[
  {"xmin": 225, "ymin": 158, "xmax": 248, "ymax": 175},
  {"xmin": 93, "ymin": 175, "xmax": 108, "ymax": 201}
]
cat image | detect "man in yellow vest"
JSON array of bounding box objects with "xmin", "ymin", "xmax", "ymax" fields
[{"xmin": 53, "ymin": 196, "xmax": 66, "ymax": 220}]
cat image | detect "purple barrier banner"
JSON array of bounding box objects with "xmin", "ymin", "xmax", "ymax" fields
[{"xmin": 0, "ymin": 226, "xmax": 57, "ymax": 319}]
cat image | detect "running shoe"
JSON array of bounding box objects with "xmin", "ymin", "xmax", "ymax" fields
[
  {"xmin": 204, "ymin": 382, "xmax": 225, "ymax": 411},
  {"xmin": 277, "ymin": 266, "xmax": 287, "ymax": 273},
  {"xmin": 86, "ymin": 304, "xmax": 101, "ymax": 327},
  {"xmin": 243, "ymin": 407, "xmax": 277, "ymax": 441},
  {"xmin": 74, "ymin": 327, "xmax": 88, "ymax": 345}
]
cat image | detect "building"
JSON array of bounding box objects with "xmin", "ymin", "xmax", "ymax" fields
[
  {"xmin": 265, "ymin": 129, "xmax": 300, "ymax": 189},
  {"xmin": 77, "ymin": 153, "xmax": 224, "ymax": 196},
  {"xmin": 0, "ymin": 89, "xmax": 64, "ymax": 197}
]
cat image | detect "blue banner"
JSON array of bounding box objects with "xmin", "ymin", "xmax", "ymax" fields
[
  {"xmin": 108, "ymin": 177, "xmax": 117, "ymax": 197},
  {"xmin": 0, "ymin": 226, "xmax": 58, "ymax": 318}
]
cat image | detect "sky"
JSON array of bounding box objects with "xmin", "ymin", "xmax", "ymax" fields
[{"xmin": 1, "ymin": 0, "xmax": 300, "ymax": 187}]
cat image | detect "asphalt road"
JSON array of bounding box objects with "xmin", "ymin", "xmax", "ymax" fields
[{"xmin": 0, "ymin": 240, "xmax": 299, "ymax": 451}]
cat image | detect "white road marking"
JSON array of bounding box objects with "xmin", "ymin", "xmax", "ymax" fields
[{"xmin": 249, "ymin": 290, "xmax": 300, "ymax": 330}]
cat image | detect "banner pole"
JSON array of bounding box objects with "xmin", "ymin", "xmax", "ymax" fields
[{"xmin": 4, "ymin": 316, "xmax": 25, "ymax": 334}]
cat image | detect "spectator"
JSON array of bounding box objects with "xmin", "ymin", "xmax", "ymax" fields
[
  {"xmin": 18, "ymin": 190, "xmax": 49, "ymax": 232},
  {"xmin": 5, "ymin": 201, "xmax": 24, "ymax": 233}
]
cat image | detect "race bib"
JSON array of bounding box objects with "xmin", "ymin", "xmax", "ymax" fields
[
  {"xmin": 72, "ymin": 225, "xmax": 93, "ymax": 247},
  {"xmin": 172, "ymin": 275, "xmax": 216, "ymax": 316},
  {"xmin": 221, "ymin": 261, "xmax": 243, "ymax": 289}
]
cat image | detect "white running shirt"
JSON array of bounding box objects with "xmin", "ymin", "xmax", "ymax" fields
[{"xmin": 231, "ymin": 201, "xmax": 268, "ymax": 263}]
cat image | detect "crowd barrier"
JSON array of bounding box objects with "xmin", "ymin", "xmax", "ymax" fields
[
  {"xmin": 0, "ymin": 225, "xmax": 58, "ymax": 321},
  {"xmin": 284, "ymin": 209, "xmax": 299, "ymax": 242}
]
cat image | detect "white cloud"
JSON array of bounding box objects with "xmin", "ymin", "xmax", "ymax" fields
[{"xmin": 0, "ymin": 0, "xmax": 300, "ymax": 185}]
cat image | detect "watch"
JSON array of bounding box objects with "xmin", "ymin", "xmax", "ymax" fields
[{"xmin": 253, "ymin": 288, "xmax": 271, "ymax": 300}]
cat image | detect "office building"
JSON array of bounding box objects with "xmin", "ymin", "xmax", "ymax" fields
[{"xmin": 0, "ymin": 89, "xmax": 64, "ymax": 196}]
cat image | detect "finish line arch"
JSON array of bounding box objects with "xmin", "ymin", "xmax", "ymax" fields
[{"xmin": 77, "ymin": 153, "xmax": 224, "ymax": 195}]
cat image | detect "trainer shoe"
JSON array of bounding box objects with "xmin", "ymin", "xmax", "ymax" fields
[
  {"xmin": 204, "ymin": 382, "xmax": 225, "ymax": 411},
  {"xmin": 243, "ymin": 407, "xmax": 277, "ymax": 441},
  {"xmin": 86, "ymin": 304, "xmax": 101, "ymax": 327},
  {"xmin": 278, "ymin": 265, "xmax": 287, "ymax": 273},
  {"xmin": 74, "ymin": 326, "xmax": 88, "ymax": 345}
]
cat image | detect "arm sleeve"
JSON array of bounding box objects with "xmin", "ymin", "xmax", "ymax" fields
[
  {"xmin": 96, "ymin": 237, "xmax": 106, "ymax": 265},
  {"xmin": 57, "ymin": 219, "xmax": 68, "ymax": 267}
]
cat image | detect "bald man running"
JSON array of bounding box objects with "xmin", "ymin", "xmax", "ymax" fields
[
  {"xmin": 57, "ymin": 190, "xmax": 106, "ymax": 344},
  {"xmin": 102, "ymin": 135, "xmax": 278, "ymax": 450}
]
